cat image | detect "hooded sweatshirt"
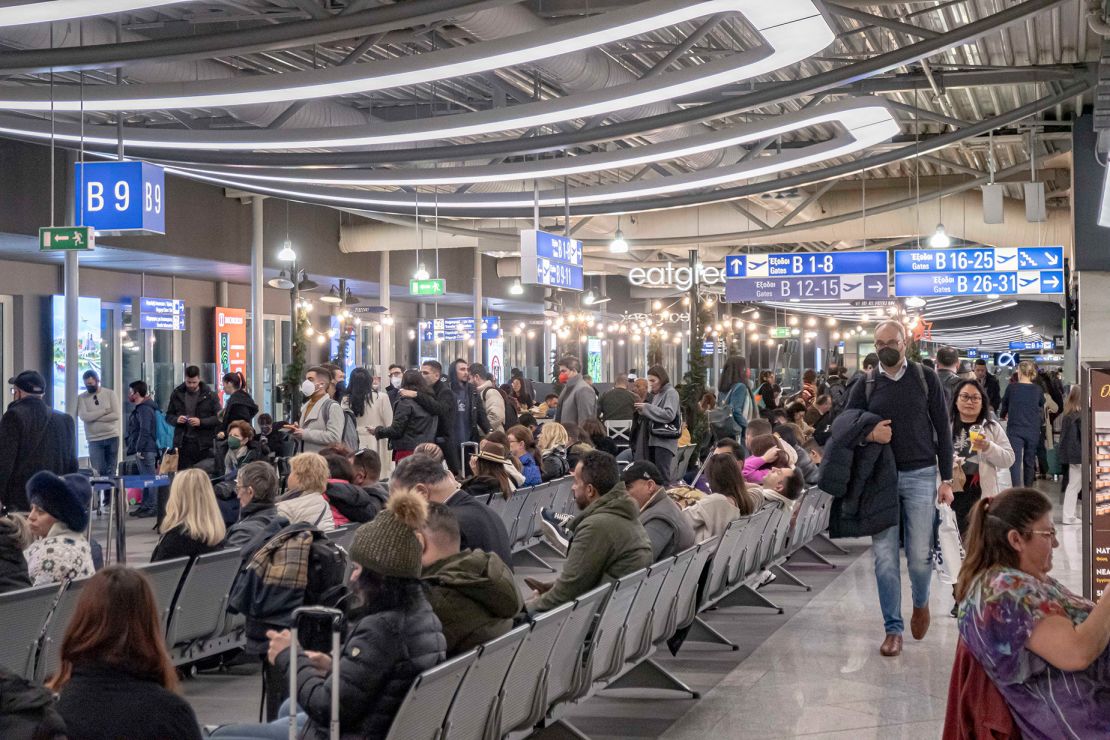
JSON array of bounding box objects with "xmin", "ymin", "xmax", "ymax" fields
[{"xmin": 421, "ymin": 549, "xmax": 523, "ymax": 656}]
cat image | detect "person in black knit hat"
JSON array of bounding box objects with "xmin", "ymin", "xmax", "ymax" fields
[{"xmin": 24, "ymin": 471, "xmax": 94, "ymax": 585}]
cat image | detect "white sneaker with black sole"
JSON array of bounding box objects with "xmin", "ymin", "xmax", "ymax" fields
[{"xmin": 539, "ymin": 507, "xmax": 571, "ymax": 557}]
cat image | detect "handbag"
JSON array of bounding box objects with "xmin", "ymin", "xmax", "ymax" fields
[
  {"xmin": 932, "ymin": 504, "xmax": 965, "ymax": 585},
  {"xmin": 159, "ymin": 449, "xmax": 179, "ymax": 475}
]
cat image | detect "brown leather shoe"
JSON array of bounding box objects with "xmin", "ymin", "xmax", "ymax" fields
[
  {"xmin": 880, "ymin": 633, "xmax": 903, "ymax": 657},
  {"xmin": 911, "ymin": 605, "xmax": 931, "ymax": 640}
]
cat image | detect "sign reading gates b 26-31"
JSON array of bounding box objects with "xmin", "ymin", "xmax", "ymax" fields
[
  {"xmin": 74, "ymin": 161, "xmax": 165, "ymax": 234},
  {"xmin": 893, "ymin": 246, "xmax": 1064, "ymax": 297}
]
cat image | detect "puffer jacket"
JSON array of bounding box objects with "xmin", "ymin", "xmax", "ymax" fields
[
  {"xmin": 530, "ymin": 482, "xmax": 652, "ymax": 612},
  {"xmin": 276, "ymin": 490, "xmax": 335, "ymax": 531},
  {"xmin": 540, "ymin": 446, "xmax": 569, "ymax": 481},
  {"xmin": 819, "ymin": 409, "xmax": 900, "ymax": 538},
  {"xmin": 223, "ymin": 502, "xmax": 287, "ymax": 557},
  {"xmin": 274, "ymin": 585, "xmax": 446, "ymax": 740},
  {"xmin": 0, "ymin": 517, "xmax": 31, "ymax": 594},
  {"xmin": 0, "ymin": 666, "xmax": 66, "ymax": 740},
  {"xmin": 325, "ymin": 481, "xmax": 378, "ymax": 525},
  {"xmin": 221, "ymin": 389, "xmax": 259, "ymax": 433},
  {"xmin": 375, "ymin": 397, "xmax": 438, "ymax": 452},
  {"xmin": 422, "ymin": 549, "xmax": 523, "ymax": 656}
]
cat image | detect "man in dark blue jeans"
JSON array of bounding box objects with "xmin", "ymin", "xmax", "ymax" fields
[
  {"xmin": 846, "ymin": 320, "xmax": 954, "ymax": 658},
  {"xmin": 124, "ymin": 380, "xmax": 160, "ymax": 517}
]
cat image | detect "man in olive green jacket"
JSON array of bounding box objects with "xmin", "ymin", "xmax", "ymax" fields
[
  {"xmin": 528, "ymin": 451, "xmax": 652, "ymax": 613},
  {"xmin": 421, "ymin": 503, "xmax": 523, "ymax": 656}
]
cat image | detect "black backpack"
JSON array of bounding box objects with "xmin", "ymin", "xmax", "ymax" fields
[{"xmin": 484, "ymin": 387, "xmax": 519, "ymax": 428}]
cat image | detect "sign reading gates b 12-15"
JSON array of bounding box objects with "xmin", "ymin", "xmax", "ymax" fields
[
  {"xmin": 893, "ymin": 246, "xmax": 1064, "ymax": 297},
  {"xmin": 724, "ymin": 251, "xmax": 889, "ymax": 301}
]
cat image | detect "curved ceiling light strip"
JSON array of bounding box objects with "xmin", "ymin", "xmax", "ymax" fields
[
  {"xmin": 0, "ymin": 0, "xmax": 1061, "ymax": 160},
  {"xmin": 173, "ymin": 98, "xmax": 892, "ymax": 186},
  {"xmin": 163, "ymin": 101, "xmax": 899, "ymax": 210},
  {"xmin": 0, "ymin": 0, "xmax": 187, "ymax": 27},
  {"xmin": 0, "ymin": 0, "xmax": 518, "ymax": 75},
  {"xmin": 0, "ymin": 0, "xmax": 827, "ymax": 112}
]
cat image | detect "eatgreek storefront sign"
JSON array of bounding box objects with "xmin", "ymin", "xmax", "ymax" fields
[{"xmin": 628, "ymin": 262, "xmax": 726, "ymax": 291}]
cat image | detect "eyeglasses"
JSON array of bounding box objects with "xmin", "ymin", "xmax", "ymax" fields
[
  {"xmin": 957, "ymin": 394, "xmax": 982, "ymax": 402},
  {"xmin": 873, "ymin": 340, "xmax": 903, "ymax": 349},
  {"xmin": 1026, "ymin": 528, "xmax": 1058, "ymax": 540}
]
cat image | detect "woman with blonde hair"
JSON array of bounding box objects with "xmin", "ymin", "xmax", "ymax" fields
[
  {"xmin": 1058, "ymin": 385, "xmax": 1083, "ymax": 524},
  {"xmin": 276, "ymin": 452, "xmax": 335, "ymax": 530},
  {"xmin": 999, "ymin": 360, "xmax": 1046, "ymax": 487},
  {"xmin": 151, "ymin": 468, "xmax": 226, "ymax": 562},
  {"xmin": 537, "ymin": 421, "xmax": 570, "ymax": 480}
]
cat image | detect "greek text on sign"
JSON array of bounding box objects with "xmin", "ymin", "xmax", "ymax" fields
[
  {"xmin": 894, "ymin": 270, "xmax": 1063, "ymax": 297},
  {"xmin": 725, "ymin": 274, "xmax": 888, "ymax": 302},
  {"xmin": 892, "ymin": 246, "xmax": 1063, "ymax": 273},
  {"xmin": 74, "ymin": 160, "xmax": 165, "ymax": 234},
  {"xmin": 1009, "ymin": 340, "xmax": 1055, "ymax": 351},
  {"xmin": 420, "ymin": 316, "xmax": 501, "ymax": 342},
  {"xmin": 138, "ymin": 297, "xmax": 185, "ymax": 331},
  {"xmin": 726, "ymin": 251, "xmax": 888, "ymax": 278}
]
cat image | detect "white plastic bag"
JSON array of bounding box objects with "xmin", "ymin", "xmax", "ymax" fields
[{"xmin": 933, "ymin": 504, "xmax": 965, "ymax": 585}]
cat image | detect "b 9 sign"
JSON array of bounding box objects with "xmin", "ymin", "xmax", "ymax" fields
[{"xmin": 74, "ymin": 161, "xmax": 165, "ymax": 235}]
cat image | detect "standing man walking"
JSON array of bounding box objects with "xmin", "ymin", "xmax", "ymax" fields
[
  {"xmin": 845, "ymin": 320, "xmax": 953, "ymax": 657},
  {"xmin": 77, "ymin": 370, "xmax": 121, "ymax": 477},
  {"xmin": 166, "ymin": 366, "xmax": 222, "ymax": 471},
  {"xmin": 0, "ymin": 370, "xmax": 77, "ymax": 512}
]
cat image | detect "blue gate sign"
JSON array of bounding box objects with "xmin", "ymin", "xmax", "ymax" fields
[
  {"xmin": 725, "ymin": 250, "xmax": 888, "ymax": 277},
  {"xmin": 966, "ymin": 349, "xmax": 979, "ymax": 358},
  {"xmin": 893, "ymin": 246, "xmax": 1063, "ymax": 274},
  {"xmin": 138, "ymin": 297, "xmax": 184, "ymax": 331},
  {"xmin": 74, "ymin": 161, "xmax": 166, "ymax": 234},
  {"xmin": 894, "ymin": 270, "xmax": 1064, "ymax": 297},
  {"xmin": 420, "ymin": 316, "xmax": 501, "ymax": 342},
  {"xmin": 520, "ymin": 229, "xmax": 583, "ymax": 292},
  {"xmin": 725, "ymin": 274, "xmax": 888, "ymax": 302},
  {"xmin": 1009, "ymin": 340, "xmax": 1055, "ymax": 351}
]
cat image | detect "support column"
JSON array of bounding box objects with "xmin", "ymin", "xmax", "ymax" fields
[
  {"xmin": 64, "ymin": 151, "xmax": 78, "ymax": 426},
  {"xmin": 250, "ymin": 197, "xmax": 265, "ymax": 400},
  {"xmin": 379, "ymin": 250, "xmax": 392, "ymax": 367},
  {"xmin": 473, "ymin": 247, "xmax": 483, "ymax": 364}
]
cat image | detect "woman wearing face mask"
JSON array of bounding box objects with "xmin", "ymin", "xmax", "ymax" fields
[
  {"xmin": 223, "ymin": 421, "xmax": 266, "ymax": 478},
  {"xmin": 343, "ymin": 367, "xmax": 395, "ymax": 479}
]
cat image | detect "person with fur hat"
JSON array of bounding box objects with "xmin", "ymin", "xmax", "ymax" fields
[
  {"xmin": 211, "ymin": 490, "xmax": 446, "ymax": 739},
  {"xmin": 24, "ymin": 471, "xmax": 94, "ymax": 586}
]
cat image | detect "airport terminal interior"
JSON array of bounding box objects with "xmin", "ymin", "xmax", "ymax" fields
[{"xmin": 1, "ymin": 0, "xmax": 1110, "ymax": 737}]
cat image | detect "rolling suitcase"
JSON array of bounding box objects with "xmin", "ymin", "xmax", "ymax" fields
[{"xmin": 288, "ymin": 606, "xmax": 346, "ymax": 740}]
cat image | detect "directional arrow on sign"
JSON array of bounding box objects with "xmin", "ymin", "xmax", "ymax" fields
[
  {"xmin": 866, "ymin": 277, "xmax": 886, "ymax": 292},
  {"xmin": 1042, "ymin": 274, "xmax": 1060, "ymax": 289},
  {"xmin": 1046, "ymin": 253, "xmax": 1059, "ymax": 266}
]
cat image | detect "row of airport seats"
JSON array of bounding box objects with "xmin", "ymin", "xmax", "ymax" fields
[{"xmin": 0, "ymin": 477, "xmax": 834, "ymax": 739}]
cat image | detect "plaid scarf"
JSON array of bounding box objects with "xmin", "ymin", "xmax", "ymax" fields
[{"xmin": 246, "ymin": 529, "xmax": 313, "ymax": 590}]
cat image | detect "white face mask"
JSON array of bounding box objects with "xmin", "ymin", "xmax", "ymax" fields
[
  {"xmin": 390, "ymin": 376, "xmax": 403, "ymax": 389},
  {"xmin": 301, "ymin": 379, "xmax": 318, "ymax": 397}
]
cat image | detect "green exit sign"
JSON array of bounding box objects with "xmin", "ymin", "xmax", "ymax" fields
[
  {"xmin": 39, "ymin": 225, "xmax": 95, "ymax": 251},
  {"xmin": 409, "ymin": 279, "xmax": 446, "ymax": 296},
  {"xmin": 771, "ymin": 326, "xmax": 792, "ymax": 338}
]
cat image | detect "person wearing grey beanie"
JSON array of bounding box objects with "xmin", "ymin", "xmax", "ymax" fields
[
  {"xmin": 211, "ymin": 490, "xmax": 447, "ymax": 740},
  {"xmin": 24, "ymin": 471, "xmax": 94, "ymax": 586}
]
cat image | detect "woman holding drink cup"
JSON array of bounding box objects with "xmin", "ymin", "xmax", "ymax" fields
[{"xmin": 951, "ymin": 379, "xmax": 1016, "ymax": 535}]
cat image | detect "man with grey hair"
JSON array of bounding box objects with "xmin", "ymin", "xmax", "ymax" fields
[
  {"xmin": 845, "ymin": 319, "xmax": 953, "ymax": 657},
  {"xmin": 391, "ymin": 454, "xmax": 513, "ymax": 568},
  {"xmin": 224, "ymin": 461, "xmax": 287, "ymax": 556}
]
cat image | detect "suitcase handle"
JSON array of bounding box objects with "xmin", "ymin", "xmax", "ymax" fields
[{"xmin": 288, "ymin": 606, "xmax": 345, "ymax": 740}]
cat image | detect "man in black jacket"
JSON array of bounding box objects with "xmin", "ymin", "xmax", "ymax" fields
[
  {"xmin": 845, "ymin": 320, "xmax": 953, "ymax": 658},
  {"xmin": 392, "ymin": 453, "xmax": 513, "ymax": 569},
  {"xmin": 0, "ymin": 371, "xmax": 77, "ymax": 512},
  {"xmin": 973, "ymin": 359, "xmax": 1002, "ymax": 412},
  {"xmin": 417, "ymin": 360, "xmax": 461, "ymax": 474},
  {"xmin": 165, "ymin": 365, "xmax": 222, "ymax": 471}
]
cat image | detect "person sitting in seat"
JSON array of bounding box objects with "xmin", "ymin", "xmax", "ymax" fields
[
  {"xmin": 483, "ymin": 431, "xmax": 526, "ymax": 487},
  {"xmin": 50, "ymin": 566, "xmax": 202, "ymax": 740},
  {"xmin": 956, "ymin": 487, "xmax": 1110, "ymax": 738},
  {"xmin": 0, "ymin": 513, "xmax": 31, "ymax": 593},
  {"xmin": 622, "ymin": 461, "xmax": 695, "ymax": 562},
  {"xmin": 537, "ymin": 422, "xmax": 571, "ymax": 481},
  {"xmin": 507, "ymin": 425, "xmax": 543, "ymax": 487},
  {"xmin": 321, "ymin": 452, "xmax": 378, "ymax": 526},
  {"xmin": 24, "ymin": 471, "xmax": 93, "ymax": 585},
  {"xmin": 212, "ymin": 491, "xmax": 446, "ymax": 739},
  {"xmin": 276, "ymin": 453, "xmax": 335, "ymax": 531},
  {"xmin": 151, "ymin": 469, "xmax": 226, "ymax": 562},
  {"xmin": 349, "ymin": 448, "xmax": 389, "ymax": 519},
  {"xmin": 581, "ymin": 419, "xmax": 619, "ymax": 457},
  {"xmin": 419, "ymin": 503, "xmax": 522, "ymax": 656},
  {"xmin": 223, "ymin": 421, "xmax": 265, "ymax": 478},
  {"xmin": 682, "ymin": 454, "xmax": 762, "ymax": 542},
  {"xmin": 224, "ymin": 462, "xmax": 288, "ymax": 558},
  {"xmin": 392, "ymin": 454, "xmax": 513, "ymax": 568},
  {"xmin": 742, "ymin": 434, "xmax": 791, "ymax": 484},
  {"xmin": 536, "ymin": 393, "xmax": 559, "ymax": 419},
  {"xmin": 461, "ymin": 442, "xmax": 516, "ymax": 501},
  {"xmin": 713, "ymin": 438, "xmax": 745, "ymax": 462},
  {"xmin": 752, "ymin": 466, "xmax": 806, "ymax": 510},
  {"xmin": 529, "ymin": 451, "xmax": 651, "ymax": 612}
]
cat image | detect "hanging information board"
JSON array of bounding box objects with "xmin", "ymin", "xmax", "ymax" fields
[
  {"xmin": 893, "ymin": 246, "xmax": 1064, "ymax": 297},
  {"xmin": 520, "ymin": 230, "xmax": 583, "ymax": 291},
  {"xmin": 724, "ymin": 251, "xmax": 889, "ymax": 301}
]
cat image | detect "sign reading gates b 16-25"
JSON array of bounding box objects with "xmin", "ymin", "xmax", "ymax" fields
[
  {"xmin": 893, "ymin": 246, "xmax": 1064, "ymax": 297},
  {"xmin": 724, "ymin": 251, "xmax": 889, "ymax": 301}
]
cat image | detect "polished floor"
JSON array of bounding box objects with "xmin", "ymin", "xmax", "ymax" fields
[{"xmin": 90, "ymin": 482, "xmax": 1084, "ymax": 738}]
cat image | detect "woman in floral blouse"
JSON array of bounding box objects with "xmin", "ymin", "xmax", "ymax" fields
[
  {"xmin": 24, "ymin": 471, "xmax": 94, "ymax": 585},
  {"xmin": 956, "ymin": 487, "xmax": 1110, "ymax": 738}
]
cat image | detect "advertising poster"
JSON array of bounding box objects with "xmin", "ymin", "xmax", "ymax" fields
[
  {"xmin": 52, "ymin": 295, "xmax": 102, "ymax": 457},
  {"xmin": 329, "ymin": 316, "xmax": 355, "ymax": 378},
  {"xmin": 215, "ymin": 307, "xmax": 247, "ymax": 404},
  {"xmin": 587, "ymin": 337, "xmax": 602, "ymax": 381},
  {"xmin": 1089, "ymin": 367, "xmax": 1110, "ymax": 599},
  {"xmin": 487, "ymin": 338, "xmax": 505, "ymax": 386}
]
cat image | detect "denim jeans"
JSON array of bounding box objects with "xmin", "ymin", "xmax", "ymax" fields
[
  {"xmin": 87, "ymin": 438, "xmax": 119, "ymax": 477},
  {"xmin": 872, "ymin": 466, "xmax": 937, "ymax": 635},
  {"xmin": 208, "ymin": 699, "xmax": 306, "ymax": 739},
  {"xmin": 1007, "ymin": 425, "xmax": 1040, "ymax": 487},
  {"xmin": 135, "ymin": 451, "xmax": 158, "ymax": 512}
]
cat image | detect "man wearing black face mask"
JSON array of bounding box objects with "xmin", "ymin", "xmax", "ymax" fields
[
  {"xmin": 844, "ymin": 320, "xmax": 953, "ymax": 659},
  {"xmin": 77, "ymin": 370, "xmax": 121, "ymax": 477}
]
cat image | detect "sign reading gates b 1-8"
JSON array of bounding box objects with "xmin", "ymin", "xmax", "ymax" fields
[{"xmin": 724, "ymin": 251, "xmax": 889, "ymax": 301}]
